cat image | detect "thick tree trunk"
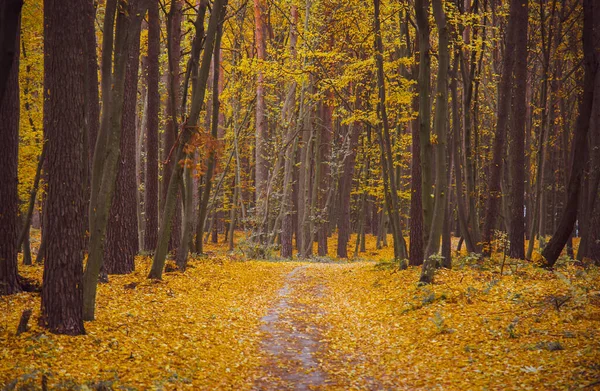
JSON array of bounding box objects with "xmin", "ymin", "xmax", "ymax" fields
[
  {"xmin": 40, "ymin": 0, "xmax": 88, "ymax": 334},
  {"xmin": 104, "ymin": 15, "xmax": 142, "ymax": 275},
  {"xmin": 507, "ymin": 0, "xmax": 528, "ymax": 260},
  {"xmin": 163, "ymin": 0, "xmax": 185, "ymax": 254},
  {"xmin": 144, "ymin": 0, "xmax": 161, "ymax": 252},
  {"xmin": 542, "ymin": 0, "xmax": 598, "ymax": 268},
  {"xmin": 0, "ymin": 3, "xmax": 21, "ymax": 295},
  {"xmin": 415, "ymin": 0, "xmax": 433, "ymax": 249},
  {"xmin": 0, "ymin": 0, "xmax": 23, "ymax": 106},
  {"xmin": 421, "ymin": 0, "xmax": 449, "ymax": 284},
  {"xmin": 424, "ymin": 0, "xmax": 449, "ymax": 258}
]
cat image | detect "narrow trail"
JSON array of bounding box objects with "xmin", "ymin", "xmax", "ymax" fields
[{"xmin": 255, "ymin": 266, "xmax": 329, "ymax": 390}]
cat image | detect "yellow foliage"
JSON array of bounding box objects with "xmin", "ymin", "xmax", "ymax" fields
[
  {"xmin": 2, "ymin": 233, "xmax": 598, "ymax": 389},
  {"xmin": 1, "ymin": 257, "xmax": 296, "ymax": 389}
]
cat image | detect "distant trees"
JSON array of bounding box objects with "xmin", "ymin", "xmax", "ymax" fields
[{"xmin": 4, "ymin": 0, "xmax": 598, "ymax": 323}]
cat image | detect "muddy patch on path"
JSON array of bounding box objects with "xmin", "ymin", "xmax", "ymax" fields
[{"xmin": 254, "ymin": 266, "xmax": 329, "ymax": 390}]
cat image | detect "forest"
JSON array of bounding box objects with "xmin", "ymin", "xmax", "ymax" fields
[{"xmin": 0, "ymin": 0, "xmax": 599, "ymax": 389}]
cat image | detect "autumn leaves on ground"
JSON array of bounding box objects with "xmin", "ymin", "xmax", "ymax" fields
[{"xmin": 2, "ymin": 234, "xmax": 599, "ymax": 390}]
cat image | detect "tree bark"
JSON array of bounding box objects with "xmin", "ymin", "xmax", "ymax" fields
[
  {"xmin": 0, "ymin": 1, "xmax": 21, "ymax": 295},
  {"xmin": 163, "ymin": 0, "xmax": 183, "ymax": 253},
  {"xmin": 507, "ymin": 0, "xmax": 528, "ymax": 260},
  {"xmin": 40, "ymin": 0, "xmax": 88, "ymax": 334},
  {"xmin": 254, "ymin": 0, "xmax": 269, "ymax": 218},
  {"xmin": 415, "ymin": 0, "xmax": 434, "ymax": 249},
  {"xmin": 104, "ymin": 11, "xmax": 143, "ymax": 275},
  {"xmin": 0, "ymin": 0, "xmax": 23, "ymax": 106},
  {"xmin": 424, "ymin": 0, "xmax": 449, "ymax": 258},
  {"xmin": 83, "ymin": 0, "xmax": 149, "ymax": 321},
  {"xmin": 144, "ymin": 0, "xmax": 161, "ymax": 252}
]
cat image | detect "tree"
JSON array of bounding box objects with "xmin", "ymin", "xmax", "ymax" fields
[
  {"xmin": 83, "ymin": 0, "xmax": 149, "ymax": 321},
  {"xmin": 482, "ymin": 0, "xmax": 521, "ymax": 256},
  {"xmin": 104, "ymin": 5, "xmax": 143, "ymax": 275},
  {"xmin": 0, "ymin": 0, "xmax": 23, "ymax": 105},
  {"xmin": 420, "ymin": 0, "xmax": 449, "ymax": 284},
  {"xmin": 541, "ymin": 0, "xmax": 598, "ymax": 268},
  {"xmin": 415, "ymin": 0, "xmax": 433, "ymax": 253},
  {"xmin": 507, "ymin": 0, "xmax": 528, "ymax": 260},
  {"xmin": 254, "ymin": 0, "xmax": 269, "ymax": 218},
  {"xmin": 149, "ymin": 0, "xmax": 228, "ymax": 279},
  {"xmin": 144, "ymin": 0, "xmax": 161, "ymax": 252},
  {"xmin": 374, "ymin": 0, "xmax": 407, "ymax": 263},
  {"xmin": 0, "ymin": 0, "xmax": 22, "ymax": 296},
  {"xmin": 40, "ymin": 0, "xmax": 88, "ymax": 334}
]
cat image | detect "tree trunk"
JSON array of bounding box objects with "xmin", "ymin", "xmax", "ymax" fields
[
  {"xmin": 83, "ymin": 0, "xmax": 149, "ymax": 321},
  {"xmin": 420, "ymin": 0, "xmax": 449, "ymax": 284},
  {"xmin": 104, "ymin": 12, "xmax": 142, "ymax": 275},
  {"xmin": 0, "ymin": 1, "xmax": 21, "ymax": 295},
  {"xmin": 482, "ymin": 0, "xmax": 520, "ymax": 255},
  {"xmin": 144, "ymin": 0, "xmax": 161, "ymax": 252},
  {"xmin": 0, "ymin": 0, "xmax": 23, "ymax": 105},
  {"xmin": 542, "ymin": 0, "xmax": 598, "ymax": 268},
  {"xmin": 374, "ymin": 0, "xmax": 407, "ymax": 262},
  {"xmin": 40, "ymin": 0, "xmax": 88, "ymax": 334},
  {"xmin": 507, "ymin": 0, "xmax": 528, "ymax": 260},
  {"xmin": 415, "ymin": 0, "xmax": 434, "ymax": 249},
  {"xmin": 254, "ymin": 0, "xmax": 269, "ymax": 219},
  {"xmin": 424, "ymin": 0, "xmax": 449, "ymax": 258},
  {"xmin": 190, "ymin": 21, "xmax": 223, "ymax": 260},
  {"xmin": 337, "ymin": 123, "xmax": 360, "ymax": 258},
  {"xmin": 163, "ymin": 0, "xmax": 183, "ymax": 253}
]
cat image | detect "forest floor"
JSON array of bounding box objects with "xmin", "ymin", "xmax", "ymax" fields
[{"xmin": 1, "ymin": 233, "xmax": 600, "ymax": 390}]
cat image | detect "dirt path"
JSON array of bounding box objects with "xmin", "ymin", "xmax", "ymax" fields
[{"xmin": 254, "ymin": 266, "xmax": 328, "ymax": 390}]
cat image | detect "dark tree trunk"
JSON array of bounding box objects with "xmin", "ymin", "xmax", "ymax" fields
[
  {"xmin": 41, "ymin": 0, "xmax": 87, "ymax": 334},
  {"xmin": 83, "ymin": 0, "xmax": 149, "ymax": 321},
  {"xmin": 415, "ymin": 0, "xmax": 433, "ymax": 249},
  {"xmin": 409, "ymin": 101, "xmax": 424, "ymax": 266},
  {"xmin": 317, "ymin": 102, "xmax": 332, "ymax": 257},
  {"xmin": 337, "ymin": 124, "xmax": 360, "ymax": 258},
  {"xmin": 508, "ymin": 0, "xmax": 528, "ymax": 260},
  {"xmin": 104, "ymin": 14, "xmax": 142, "ymax": 274},
  {"xmin": 163, "ymin": 0, "xmax": 183, "ymax": 253},
  {"xmin": 0, "ymin": 2, "xmax": 21, "ymax": 295},
  {"xmin": 482, "ymin": 0, "xmax": 520, "ymax": 255},
  {"xmin": 542, "ymin": 0, "xmax": 598, "ymax": 267},
  {"xmin": 0, "ymin": 0, "xmax": 23, "ymax": 106},
  {"xmin": 144, "ymin": 0, "xmax": 161, "ymax": 252},
  {"xmin": 191, "ymin": 20, "xmax": 223, "ymax": 260}
]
